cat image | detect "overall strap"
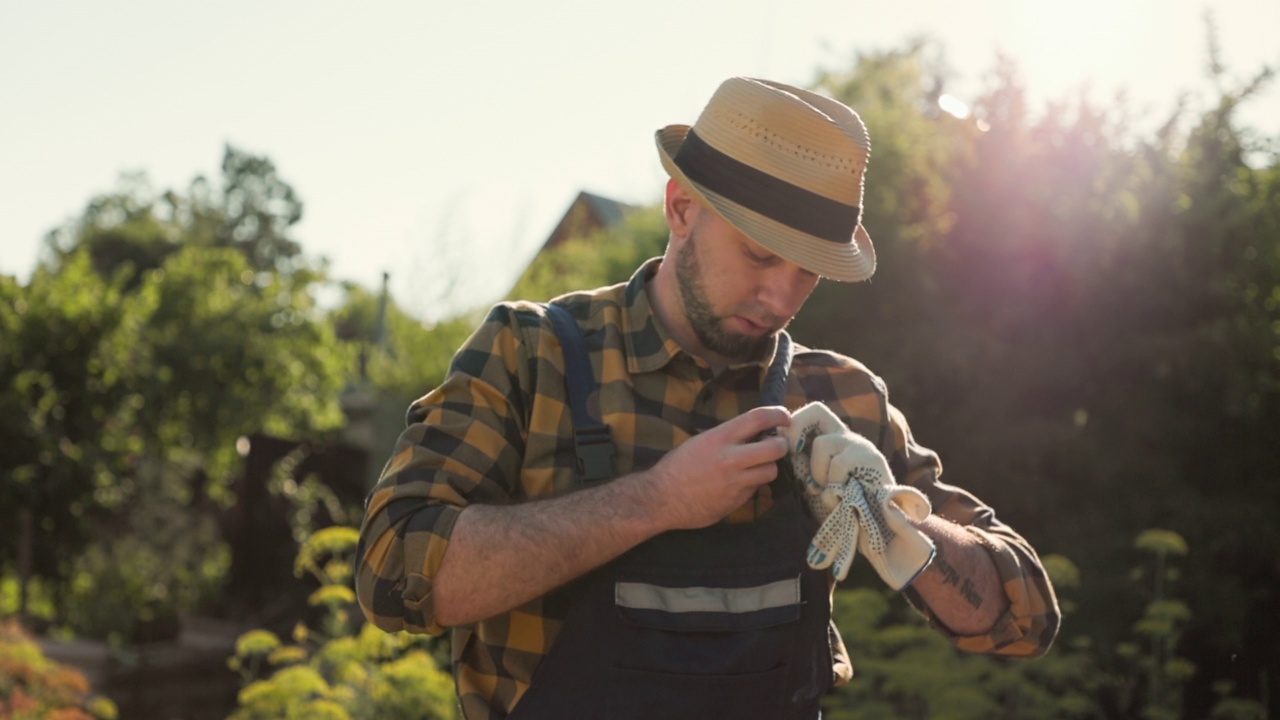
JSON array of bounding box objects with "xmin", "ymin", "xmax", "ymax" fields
[
  {"xmin": 543, "ymin": 303, "xmax": 615, "ymax": 483},
  {"xmin": 758, "ymin": 331, "xmax": 803, "ymax": 506},
  {"xmin": 759, "ymin": 331, "xmax": 794, "ymax": 408}
]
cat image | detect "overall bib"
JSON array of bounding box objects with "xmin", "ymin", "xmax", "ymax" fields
[{"xmin": 509, "ymin": 307, "xmax": 836, "ymax": 719}]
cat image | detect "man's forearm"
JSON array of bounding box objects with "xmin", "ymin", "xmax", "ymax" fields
[
  {"xmin": 426, "ymin": 406, "xmax": 791, "ymax": 627},
  {"xmin": 909, "ymin": 515, "xmax": 1009, "ymax": 635},
  {"xmin": 432, "ymin": 470, "xmax": 668, "ymax": 627}
]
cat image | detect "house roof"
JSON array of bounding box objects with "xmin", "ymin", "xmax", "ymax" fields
[
  {"xmin": 540, "ymin": 190, "xmax": 638, "ymax": 252},
  {"xmin": 578, "ymin": 191, "xmax": 633, "ymax": 228}
]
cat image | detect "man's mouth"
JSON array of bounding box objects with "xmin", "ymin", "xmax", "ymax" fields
[{"xmin": 734, "ymin": 316, "xmax": 773, "ymax": 335}]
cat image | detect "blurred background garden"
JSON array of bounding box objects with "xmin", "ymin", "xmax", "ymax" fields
[{"xmin": 2, "ymin": 1, "xmax": 1278, "ymax": 718}]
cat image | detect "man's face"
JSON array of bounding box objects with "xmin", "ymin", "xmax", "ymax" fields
[{"xmin": 674, "ymin": 210, "xmax": 821, "ymax": 364}]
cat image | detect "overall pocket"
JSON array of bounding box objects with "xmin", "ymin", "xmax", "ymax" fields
[
  {"xmin": 605, "ymin": 663, "xmax": 789, "ymax": 720},
  {"xmin": 604, "ymin": 573, "xmax": 803, "ymax": 718}
]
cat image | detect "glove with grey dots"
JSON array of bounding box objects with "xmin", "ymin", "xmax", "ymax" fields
[{"xmin": 787, "ymin": 402, "xmax": 937, "ymax": 589}]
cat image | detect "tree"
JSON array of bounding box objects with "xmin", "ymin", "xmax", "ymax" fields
[
  {"xmin": 0, "ymin": 619, "xmax": 118, "ymax": 719},
  {"xmin": 214, "ymin": 146, "xmax": 304, "ymax": 273},
  {"xmin": 792, "ymin": 32, "xmax": 1278, "ymax": 715},
  {"xmin": 43, "ymin": 144, "xmax": 307, "ymax": 285},
  {"xmin": 2, "ymin": 145, "xmax": 354, "ymax": 640},
  {"xmin": 127, "ymin": 246, "xmax": 351, "ymax": 502},
  {"xmin": 0, "ymin": 254, "xmax": 142, "ymax": 624}
]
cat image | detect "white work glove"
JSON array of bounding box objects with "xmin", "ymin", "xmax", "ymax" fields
[{"xmin": 787, "ymin": 402, "xmax": 937, "ymax": 589}]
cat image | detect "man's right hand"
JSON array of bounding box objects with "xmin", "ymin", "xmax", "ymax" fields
[{"xmin": 642, "ymin": 405, "xmax": 791, "ymax": 531}]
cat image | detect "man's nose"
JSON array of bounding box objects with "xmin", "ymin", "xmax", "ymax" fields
[{"xmin": 757, "ymin": 266, "xmax": 813, "ymax": 318}]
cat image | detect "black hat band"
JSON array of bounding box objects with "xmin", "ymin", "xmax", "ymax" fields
[{"xmin": 673, "ymin": 129, "xmax": 860, "ymax": 244}]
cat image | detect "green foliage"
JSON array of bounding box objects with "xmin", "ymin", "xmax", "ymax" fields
[
  {"xmin": 132, "ymin": 246, "xmax": 352, "ymax": 497},
  {"xmin": 215, "ymin": 146, "xmax": 305, "ymax": 272},
  {"xmin": 0, "ymin": 148, "xmax": 355, "ymax": 642},
  {"xmin": 823, "ymin": 530, "xmax": 1266, "ymax": 719},
  {"xmin": 1122, "ymin": 529, "xmax": 1196, "ymax": 719},
  {"xmin": 0, "ymin": 253, "xmax": 143, "ymax": 623},
  {"xmin": 236, "ymin": 630, "xmax": 284, "ymax": 658},
  {"xmin": 1136, "ymin": 529, "xmax": 1190, "ymax": 558},
  {"xmin": 328, "ymin": 280, "xmax": 480, "ymax": 479},
  {"xmin": 40, "ymin": 171, "xmax": 181, "ymax": 290},
  {"xmin": 62, "ymin": 501, "xmax": 228, "ymax": 645},
  {"xmin": 331, "ymin": 281, "xmax": 479, "ymax": 408},
  {"xmin": 0, "ymin": 579, "xmax": 55, "ymax": 627},
  {"xmin": 268, "ymin": 444, "xmax": 356, "ymax": 545},
  {"xmin": 43, "ymin": 145, "xmax": 307, "ymax": 281},
  {"xmin": 815, "ymin": 39, "xmax": 961, "ymax": 253},
  {"xmin": 295, "ymin": 527, "xmax": 361, "ymax": 586},
  {"xmin": 1211, "ymin": 694, "xmax": 1268, "ymax": 720},
  {"xmin": 229, "ymin": 528, "xmax": 457, "ymax": 720},
  {"xmin": 0, "ymin": 620, "xmax": 118, "ymax": 719},
  {"xmin": 363, "ymin": 313, "xmax": 478, "ymax": 406},
  {"xmin": 788, "ymin": 34, "xmax": 1278, "ymax": 717},
  {"xmin": 365, "ymin": 648, "xmax": 458, "ymax": 719},
  {"xmin": 824, "ymin": 586, "xmax": 1100, "ymax": 720}
]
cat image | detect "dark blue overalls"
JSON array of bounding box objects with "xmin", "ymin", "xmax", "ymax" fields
[{"xmin": 508, "ymin": 306, "xmax": 838, "ymax": 719}]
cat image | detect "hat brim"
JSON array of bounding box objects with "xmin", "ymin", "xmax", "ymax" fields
[{"xmin": 656, "ymin": 124, "xmax": 876, "ymax": 283}]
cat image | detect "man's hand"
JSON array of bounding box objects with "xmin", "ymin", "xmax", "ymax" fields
[
  {"xmin": 644, "ymin": 405, "xmax": 791, "ymax": 531},
  {"xmin": 786, "ymin": 402, "xmax": 936, "ymax": 588}
]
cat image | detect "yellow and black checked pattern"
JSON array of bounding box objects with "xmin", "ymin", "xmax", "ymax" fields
[{"xmin": 355, "ymin": 258, "xmax": 1060, "ymax": 719}]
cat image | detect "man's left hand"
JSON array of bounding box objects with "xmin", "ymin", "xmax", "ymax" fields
[{"xmin": 787, "ymin": 402, "xmax": 937, "ymax": 588}]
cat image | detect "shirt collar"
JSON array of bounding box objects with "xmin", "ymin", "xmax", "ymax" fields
[{"xmin": 621, "ymin": 257, "xmax": 778, "ymax": 381}]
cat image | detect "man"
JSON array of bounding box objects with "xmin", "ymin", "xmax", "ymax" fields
[{"xmin": 356, "ymin": 77, "xmax": 1059, "ymax": 719}]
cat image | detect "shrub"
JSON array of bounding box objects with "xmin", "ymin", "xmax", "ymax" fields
[
  {"xmin": 227, "ymin": 527, "xmax": 457, "ymax": 720},
  {"xmin": 0, "ymin": 620, "xmax": 117, "ymax": 720}
]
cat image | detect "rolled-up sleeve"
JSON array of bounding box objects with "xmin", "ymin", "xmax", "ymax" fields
[
  {"xmin": 885, "ymin": 401, "xmax": 1062, "ymax": 659},
  {"xmin": 355, "ymin": 305, "xmax": 534, "ymax": 634}
]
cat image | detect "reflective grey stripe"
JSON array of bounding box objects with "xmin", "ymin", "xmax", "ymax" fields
[{"xmin": 614, "ymin": 577, "xmax": 800, "ymax": 614}]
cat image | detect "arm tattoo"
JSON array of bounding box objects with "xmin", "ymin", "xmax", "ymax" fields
[{"xmin": 932, "ymin": 544, "xmax": 984, "ymax": 611}]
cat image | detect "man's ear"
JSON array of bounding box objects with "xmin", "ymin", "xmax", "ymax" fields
[{"xmin": 664, "ymin": 178, "xmax": 698, "ymax": 237}]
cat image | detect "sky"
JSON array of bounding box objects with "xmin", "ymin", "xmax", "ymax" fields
[{"xmin": 2, "ymin": 0, "xmax": 1276, "ymax": 322}]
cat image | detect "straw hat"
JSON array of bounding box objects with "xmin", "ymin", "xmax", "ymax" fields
[{"xmin": 657, "ymin": 77, "xmax": 876, "ymax": 282}]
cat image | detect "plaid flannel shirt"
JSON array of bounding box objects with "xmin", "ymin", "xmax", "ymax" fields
[{"xmin": 356, "ymin": 258, "xmax": 1060, "ymax": 719}]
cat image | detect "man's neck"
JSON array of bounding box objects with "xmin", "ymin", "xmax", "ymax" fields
[{"xmin": 646, "ymin": 259, "xmax": 732, "ymax": 371}]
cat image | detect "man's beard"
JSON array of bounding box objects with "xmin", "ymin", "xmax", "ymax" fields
[{"xmin": 674, "ymin": 233, "xmax": 778, "ymax": 363}]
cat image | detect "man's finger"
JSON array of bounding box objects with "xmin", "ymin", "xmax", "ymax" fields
[
  {"xmin": 733, "ymin": 434, "xmax": 789, "ymax": 468},
  {"xmin": 722, "ymin": 405, "xmax": 791, "ymax": 441},
  {"xmin": 741, "ymin": 461, "xmax": 780, "ymax": 487}
]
